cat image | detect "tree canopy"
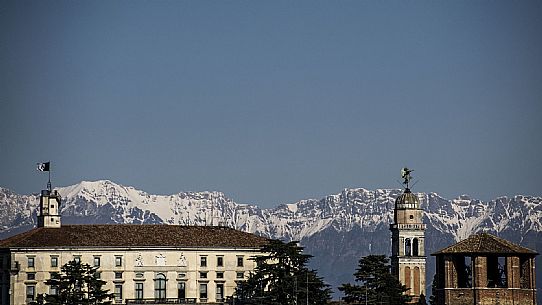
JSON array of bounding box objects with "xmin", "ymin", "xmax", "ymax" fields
[
  {"xmin": 234, "ymin": 239, "xmax": 332, "ymax": 305},
  {"xmin": 31, "ymin": 260, "xmax": 113, "ymax": 305},
  {"xmin": 339, "ymin": 255, "xmax": 411, "ymax": 305}
]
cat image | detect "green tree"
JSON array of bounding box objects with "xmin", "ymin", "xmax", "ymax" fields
[
  {"xmin": 417, "ymin": 294, "xmax": 427, "ymax": 305},
  {"xmin": 234, "ymin": 239, "xmax": 332, "ymax": 305},
  {"xmin": 32, "ymin": 260, "xmax": 113, "ymax": 305},
  {"xmin": 339, "ymin": 255, "xmax": 411, "ymax": 305}
]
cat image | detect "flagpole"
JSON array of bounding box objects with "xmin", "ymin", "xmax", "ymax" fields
[{"xmin": 47, "ymin": 162, "xmax": 51, "ymax": 192}]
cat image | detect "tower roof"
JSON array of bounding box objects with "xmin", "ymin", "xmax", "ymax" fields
[
  {"xmin": 432, "ymin": 232, "xmax": 538, "ymax": 256},
  {"xmin": 395, "ymin": 188, "xmax": 420, "ymax": 209},
  {"xmin": 395, "ymin": 188, "xmax": 419, "ymax": 205}
]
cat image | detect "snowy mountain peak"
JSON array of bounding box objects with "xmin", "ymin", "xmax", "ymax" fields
[
  {"xmin": 0, "ymin": 180, "xmax": 540, "ymax": 243},
  {"xmin": 1, "ymin": 181, "xmax": 541, "ymax": 302}
]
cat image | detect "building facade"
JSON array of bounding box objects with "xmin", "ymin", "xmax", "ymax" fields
[
  {"xmin": 0, "ymin": 189, "xmax": 268, "ymax": 305},
  {"xmin": 389, "ymin": 169, "xmax": 426, "ymax": 302},
  {"xmin": 432, "ymin": 233, "xmax": 538, "ymax": 305}
]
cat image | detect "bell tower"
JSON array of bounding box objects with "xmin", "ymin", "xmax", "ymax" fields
[
  {"xmin": 390, "ymin": 168, "xmax": 426, "ymax": 302},
  {"xmin": 37, "ymin": 189, "xmax": 62, "ymax": 228}
]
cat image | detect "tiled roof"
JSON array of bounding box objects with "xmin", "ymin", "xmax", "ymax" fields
[
  {"xmin": 432, "ymin": 233, "xmax": 538, "ymax": 256},
  {"xmin": 0, "ymin": 225, "xmax": 269, "ymax": 249}
]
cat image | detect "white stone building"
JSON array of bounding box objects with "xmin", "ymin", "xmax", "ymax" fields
[{"xmin": 0, "ymin": 189, "xmax": 268, "ymax": 305}]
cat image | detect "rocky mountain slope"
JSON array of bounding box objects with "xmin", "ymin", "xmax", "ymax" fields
[{"xmin": 1, "ymin": 180, "xmax": 541, "ymax": 297}]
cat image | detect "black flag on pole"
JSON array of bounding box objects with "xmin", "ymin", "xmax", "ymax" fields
[{"xmin": 37, "ymin": 162, "xmax": 50, "ymax": 172}]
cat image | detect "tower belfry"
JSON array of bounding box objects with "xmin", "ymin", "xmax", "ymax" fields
[{"xmin": 390, "ymin": 168, "xmax": 426, "ymax": 302}]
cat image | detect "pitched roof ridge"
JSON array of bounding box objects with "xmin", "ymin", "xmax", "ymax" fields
[{"xmin": 0, "ymin": 224, "xmax": 269, "ymax": 249}]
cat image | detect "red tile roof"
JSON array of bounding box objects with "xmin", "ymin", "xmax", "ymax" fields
[
  {"xmin": 0, "ymin": 225, "xmax": 269, "ymax": 249},
  {"xmin": 432, "ymin": 233, "xmax": 538, "ymax": 256}
]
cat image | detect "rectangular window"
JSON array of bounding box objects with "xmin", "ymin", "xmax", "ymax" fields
[
  {"xmin": 487, "ymin": 256, "xmax": 507, "ymax": 288},
  {"xmin": 27, "ymin": 257, "xmax": 35, "ymax": 268},
  {"xmin": 115, "ymin": 256, "xmax": 122, "ymax": 267},
  {"xmin": 51, "ymin": 257, "xmax": 58, "ymax": 267},
  {"xmin": 216, "ymin": 283, "xmax": 224, "ymax": 301},
  {"xmin": 27, "ymin": 273, "xmax": 36, "ymax": 281},
  {"xmin": 200, "ymin": 256, "xmax": 207, "ymax": 267},
  {"xmin": 135, "ymin": 283, "xmax": 143, "ymax": 299},
  {"xmin": 178, "ymin": 282, "xmax": 186, "ymax": 299},
  {"xmin": 50, "ymin": 285, "xmax": 58, "ymax": 296},
  {"xmin": 73, "ymin": 256, "xmax": 81, "ymax": 263},
  {"xmin": 114, "ymin": 284, "xmax": 123, "ymax": 303},
  {"xmin": 115, "ymin": 272, "xmax": 123, "ymax": 279},
  {"xmin": 520, "ymin": 257, "xmax": 532, "ymax": 289},
  {"xmin": 94, "ymin": 256, "xmax": 101, "ymax": 267},
  {"xmin": 236, "ymin": 272, "xmax": 244, "ymax": 279},
  {"xmin": 95, "ymin": 272, "xmax": 101, "ymax": 279},
  {"xmin": 216, "ymin": 272, "xmax": 224, "ymax": 279},
  {"xmin": 217, "ymin": 256, "xmax": 224, "ymax": 267},
  {"xmin": 26, "ymin": 285, "xmax": 35, "ymax": 301},
  {"xmin": 199, "ymin": 283, "xmax": 207, "ymax": 300},
  {"xmin": 199, "ymin": 272, "xmax": 207, "ymax": 279},
  {"xmin": 237, "ymin": 256, "xmax": 244, "ymax": 267}
]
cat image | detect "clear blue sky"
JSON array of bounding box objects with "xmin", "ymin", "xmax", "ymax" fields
[{"xmin": 1, "ymin": 0, "xmax": 541, "ymax": 208}]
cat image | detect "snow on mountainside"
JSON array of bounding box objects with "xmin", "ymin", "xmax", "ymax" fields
[
  {"xmin": 1, "ymin": 180, "xmax": 541, "ymax": 298},
  {"xmin": 1, "ymin": 180, "xmax": 541, "ymax": 243}
]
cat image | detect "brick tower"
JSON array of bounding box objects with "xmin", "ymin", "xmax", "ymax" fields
[
  {"xmin": 432, "ymin": 233, "xmax": 537, "ymax": 305},
  {"xmin": 390, "ymin": 168, "xmax": 426, "ymax": 302}
]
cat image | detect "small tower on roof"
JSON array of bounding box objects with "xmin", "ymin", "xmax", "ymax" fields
[
  {"xmin": 36, "ymin": 161, "xmax": 61, "ymax": 228},
  {"xmin": 390, "ymin": 168, "xmax": 426, "ymax": 302},
  {"xmin": 37, "ymin": 189, "xmax": 61, "ymax": 228}
]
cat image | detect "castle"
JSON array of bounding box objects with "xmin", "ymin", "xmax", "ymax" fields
[{"xmin": 0, "ymin": 189, "xmax": 268, "ymax": 304}]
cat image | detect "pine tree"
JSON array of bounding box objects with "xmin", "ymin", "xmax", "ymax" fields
[
  {"xmin": 234, "ymin": 239, "xmax": 332, "ymax": 305},
  {"xmin": 32, "ymin": 260, "xmax": 113, "ymax": 305},
  {"xmin": 339, "ymin": 255, "xmax": 411, "ymax": 305}
]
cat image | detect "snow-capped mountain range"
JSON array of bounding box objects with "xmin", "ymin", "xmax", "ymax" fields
[{"xmin": 1, "ymin": 180, "xmax": 541, "ymax": 297}]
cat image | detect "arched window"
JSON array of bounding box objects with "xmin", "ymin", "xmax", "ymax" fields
[
  {"xmin": 155, "ymin": 273, "xmax": 167, "ymax": 299},
  {"xmin": 413, "ymin": 267, "xmax": 420, "ymax": 295},
  {"xmin": 405, "ymin": 238, "xmax": 411, "ymax": 256},
  {"xmin": 404, "ymin": 266, "xmax": 411, "ymax": 292},
  {"xmin": 413, "ymin": 238, "xmax": 419, "ymax": 256}
]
